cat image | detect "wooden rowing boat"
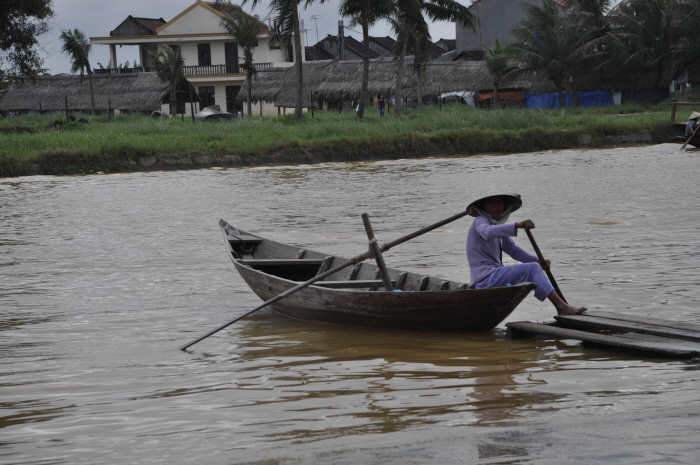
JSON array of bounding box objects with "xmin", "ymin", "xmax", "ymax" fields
[
  {"xmin": 220, "ymin": 219, "xmax": 536, "ymax": 332},
  {"xmin": 675, "ymin": 135, "xmax": 700, "ymax": 148}
]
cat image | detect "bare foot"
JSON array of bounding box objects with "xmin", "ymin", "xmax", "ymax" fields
[{"xmin": 556, "ymin": 304, "xmax": 588, "ymax": 316}]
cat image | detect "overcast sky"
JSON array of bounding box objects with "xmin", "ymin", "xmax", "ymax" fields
[{"xmin": 37, "ymin": 0, "xmax": 463, "ymax": 74}]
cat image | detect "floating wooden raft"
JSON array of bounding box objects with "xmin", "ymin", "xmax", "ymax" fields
[{"xmin": 506, "ymin": 311, "xmax": 700, "ymax": 359}]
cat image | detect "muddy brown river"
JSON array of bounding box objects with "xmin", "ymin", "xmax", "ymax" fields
[{"xmin": 1, "ymin": 144, "xmax": 699, "ymax": 464}]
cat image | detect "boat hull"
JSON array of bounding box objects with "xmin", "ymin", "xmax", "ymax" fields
[{"xmin": 233, "ymin": 261, "xmax": 535, "ymax": 331}]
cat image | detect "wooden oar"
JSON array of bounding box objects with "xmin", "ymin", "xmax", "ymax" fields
[
  {"xmin": 179, "ymin": 209, "xmax": 471, "ymax": 351},
  {"xmin": 680, "ymin": 122, "xmax": 700, "ymax": 149},
  {"xmin": 524, "ymin": 228, "xmax": 567, "ymax": 303}
]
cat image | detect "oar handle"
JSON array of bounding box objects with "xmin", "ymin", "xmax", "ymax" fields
[
  {"xmin": 524, "ymin": 228, "xmax": 567, "ymax": 303},
  {"xmin": 381, "ymin": 210, "xmax": 470, "ymax": 252}
]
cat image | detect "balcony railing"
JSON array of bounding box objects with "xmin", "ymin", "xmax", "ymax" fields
[{"xmin": 94, "ymin": 63, "xmax": 273, "ymax": 76}]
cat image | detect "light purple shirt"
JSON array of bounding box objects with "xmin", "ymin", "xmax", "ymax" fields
[{"xmin": 466, "ymin": 216, "xmax": 538, "ymax": 286}]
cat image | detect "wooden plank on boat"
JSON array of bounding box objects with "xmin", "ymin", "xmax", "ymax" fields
[
  {"xmin": 506, "ymin": 321, "xmax": 700, "ymax": 359},
  {"xmin": 239, "ymin": 259, "xmax": 325, "ymax": 266},
  {"xmin": 312, "ymin": 280, "xmax": 397, "ymax": 289},
  {"xmin": 227, "ymin": 234, "xmax": 263, "ymax": 243},
  {"xmin": 555, "ymin": 312, "xmax": 700, "ymax": 343}
]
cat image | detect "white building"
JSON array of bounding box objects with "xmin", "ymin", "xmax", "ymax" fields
[{"xmin": 91, "ymin": 0, "xmax": 304, "ymax": 116}]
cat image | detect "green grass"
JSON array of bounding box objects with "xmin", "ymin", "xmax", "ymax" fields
[{"xmin": 0, "ymin": 102, "xmax": 675, "ymax": 177}]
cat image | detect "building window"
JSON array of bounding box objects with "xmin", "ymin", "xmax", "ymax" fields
[
  {"xmin": 224, "ymin": 42, "xmax": 239, "ymax": 73},
  {"xmin": 199, "ymin": 86, "xmax": 215, "ymax": 108},
  {"xmin": 197, "ymin": 43, "xmax": 211, "ymax": 66}
]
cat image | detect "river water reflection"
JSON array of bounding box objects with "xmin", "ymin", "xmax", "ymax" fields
[{"xmin": 1, "ymin": 144, "xmax": 699, "ymax": 464}]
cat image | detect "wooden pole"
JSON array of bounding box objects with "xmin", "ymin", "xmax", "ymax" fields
[
  {"xmin": 524, "ymin": 229, "xmax": 567, "ymax": 303},
  {"xmin": 361, "ymin": 213, "xmax": 394, "ymax": 291},
  {"xmin": 179, "ymin": 209, "xmax": 471, "ymax": 351},
  {"xmin": 65, "ymin": 96, "xmax": 69, "ymax": 122},
  {"xmin": 188, "ymin": 82, "xmax": 195, "ymax": 122}
]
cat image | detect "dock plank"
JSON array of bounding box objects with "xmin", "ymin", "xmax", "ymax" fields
[
  {"xmin": 571, "ymin": 311, "xmax": 700, "ymax": 332},
  {"xmin": 554, "ymin": 313, "xmax": 700, "ymax": 343},
  {"xmin": 506, "ymin": 321, "xmax": 700, "ymax": 359}
]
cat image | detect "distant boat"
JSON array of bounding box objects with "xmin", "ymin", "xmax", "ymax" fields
[
  {"xmin": 220, "ymin": 219, "xmax": 535, "ymax": 332},
  {"xmin": 194, "ymin": 105, "xmax": 235, "ymax": 122}
]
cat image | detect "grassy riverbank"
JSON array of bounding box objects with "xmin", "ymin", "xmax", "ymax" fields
[{"xmin": 0, "ymin": 103, "xmax": 674, "ymax": 177}]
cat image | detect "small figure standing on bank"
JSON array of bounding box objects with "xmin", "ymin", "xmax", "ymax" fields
[
  {"xmin": 378, "ymin": 95, "xmax": 386, "ymax": 117},
  {"xmin": 685, "ymin": 111, "xmax": 700, "ymax": 137},
  {"xmin": 466, "ymin": 194, "xmax": 587, "ymax": 316}
]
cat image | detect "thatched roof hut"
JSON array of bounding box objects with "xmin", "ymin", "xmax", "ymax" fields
[
  {"xmin": 236, "ymin": 68, "xmax": 287, "ymax": 105},
  {"xmin": 315, "ymin": 58, "xmax": 414, "ymax": 101},
  {"xmin": 238, "ymin": 57, "xmax": 658, "ymax": 108},
  {"xmin": 275, "ymin": 60, "xmax": 337, "ymax": 108},
  {"xmin": 0, "ymin": 73, "xmax": 169, "ymax": 112}
]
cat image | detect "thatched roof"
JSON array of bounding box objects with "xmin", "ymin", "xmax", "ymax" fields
[
  {"xmin": 314, "ymin": 58, "xmax": 414, "ymax": 101},
  {"xmin": 238, "ymin": 57, "xmax": 669, "ymax": 107},
  {"xmin": 236, "ymin": 68, "xmax": 287, "ymax": 105},
  {"xmin": 0, "ymin": 73, "xmax": 169, "ymax": 112},
  {"xmin": 275, "ymin": 61, "xmax": 337, "ymax": 107}
]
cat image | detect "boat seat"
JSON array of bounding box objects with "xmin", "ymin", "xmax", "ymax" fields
[
  {"xmin": 227, "ymin": 235, "xmax": 263, "ymax": 244},
  {"xmin": 239, "ymin": 259, "xmax": 326, "ymax": 266},
  {"xmin": 312, "ymin": 280, "xmax": 397, "ymax": 289}
]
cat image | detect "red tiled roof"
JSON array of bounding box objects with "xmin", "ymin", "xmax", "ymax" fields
[
  {"xmin": 204, "ymin": 1, "xmax": 270, "ymax": 33},
  {"xmin": 133, "ymin": 17, "xmax": 166, "ymax": 34}
]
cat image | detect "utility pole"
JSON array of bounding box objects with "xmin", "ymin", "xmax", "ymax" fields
[{"xmin": 338, "ymin": 21, "xmax": 345, "ymax": 60}]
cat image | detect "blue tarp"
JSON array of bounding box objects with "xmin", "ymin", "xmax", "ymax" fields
[
  {"xmin": 525, "ymin": 89, "xmax": 613, "ymax": 109},
  {"xmin": 525, "ymin": 92, "xmax": 573, "ymax": 109},
  {"xmin": 578, "ymin": 89, "xmax": 614, "ymax": 107}
]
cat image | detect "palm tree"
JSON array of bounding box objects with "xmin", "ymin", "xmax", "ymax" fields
[
  {"xmin": 673, "ymin": 0, "xmax": 700, "ymax": 77},
  {"xmin": 566, "ymin": 0, "xmax": 630, "ymax": 87},
  {"xmin": 153, "ymin": 46, "xmax": 185, "ymax": 115},
  {"xmin": 59, "ymin": 28, "xmax": 95, "ymax": 116},
  {"xmin": 339, "ymin": 0, "xmax": 393, "ymax": 118},
  {"xmin": 220, "ymin": 5, "xmax": 262, "ymax": 116},
  {"xmin": 615, "ymin": 0, "xmax": 681, "ymax": 90},
  {"xmin": 510, "ymin": 0, "xmax": 587, "ymax": 107},
  {"xmin": 483, "ymin": 38, "xmax": 519, "ymax": 108},
  {"xmin": 390, "ymin": 0, "xmax": 476, "ymax": 117},
  {"xmin": 244, "ymin": 0, "xmax": 313, "ymax": 120}
]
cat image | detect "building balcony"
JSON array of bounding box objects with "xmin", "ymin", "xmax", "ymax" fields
[{"xmin": 94, "ymin": 63, "xmax": 274, "ymax": 77}]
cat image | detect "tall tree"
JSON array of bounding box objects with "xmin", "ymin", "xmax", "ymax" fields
[
  {"xmin": 220, "ymin": 5, "xmax": 262, "ymax": 116},
  {"xmin": 674, "ymin": 0, "xmax": 700, "ymax": 76},
  {"xmin": 59, "ymin": 28, "xmax": 96, "ymax": 116},
  {"xmin": 510, "ymin": 0, "xmax": 587, "ymax": 107},
  {"xmin": 483, "ymin": 38, "xmax": 519, "ymax": 108},
  {"xmin": 0, "ymin": 0, "xmax": 53, "ymax": 87},
  {"xmin": 567, "ymin": 0, "xmax": 626, "ymax": 83},
  {"xmin": 243, "ymin": 0, "xmax": 312, "ymax": 120},
  {"xmin": 390, "ymin": 0, "xmax": 475, "ymax": 117},
  {"xmin": 340, "ymin": 0, "xmax": 393, "ymax": 118},
  {"xmin": 153, "ymin": 46, "xmax": 185, "ymax": 116},
  {"xmin": 615, "ymin": 0, "xmax": 681, "ymax": 89}
]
